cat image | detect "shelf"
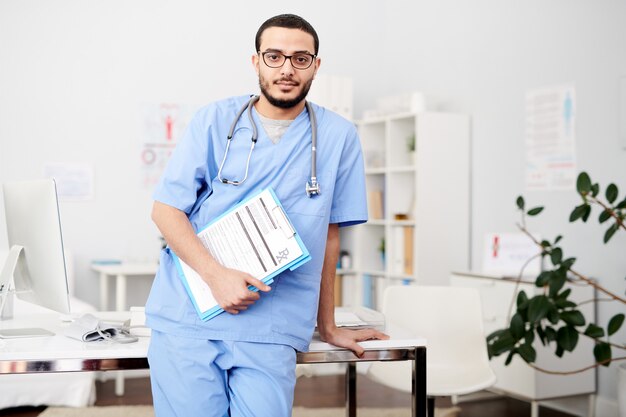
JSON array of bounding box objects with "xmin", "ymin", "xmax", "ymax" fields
[
  {"xmin": 365, "ymin": 166, "xmax": 415, "ymax": 174},
  {"xmin": 389, "ymin": 220, "xmax": 415, "ymax": 227},
  {"xmin": 365, "ymin": 168, "xmax": 386, "ymax": 175},
  {"xmin": 388, "ymin": 166, "xmax": 415, "ymax": 173},
  {"xmin": 336, "ymin": 268, "xmax": 357, "ymax": 275},
  {"xmin": 365, "ymin": 219, "xmax": 386, "ymax": 226}
]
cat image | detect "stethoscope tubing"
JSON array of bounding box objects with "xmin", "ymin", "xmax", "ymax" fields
[{"xmin": 217, "ymin": 95, "xmax": 319, "ymax": 197}]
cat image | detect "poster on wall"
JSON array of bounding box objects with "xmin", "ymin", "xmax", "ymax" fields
[
  {"xmin": 42, "ymin": 163, "xmax": 94, "ymax": 201},
  {"xmin": 525, "ymin": 85, "xmax": 577, "ymax": 191},
  {"xmin": 141, "ymin": 103, "xmax": 194, "ymax": 189}
]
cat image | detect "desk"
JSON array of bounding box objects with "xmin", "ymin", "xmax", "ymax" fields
[
  {"xmin": 0, "ymin": 312, "xmax": 427, "ymax": 417},
  {"xmin": 91, "ymin": 263, "xmax": 159, "ymax": 311}
]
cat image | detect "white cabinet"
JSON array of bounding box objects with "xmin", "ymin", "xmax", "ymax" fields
[
  {"xmin": 337, "ymin": 112, "xmax": 471, "ymax": 309},
  {"xmin": 450, "ymin": 272, "xmax": 596, "ymax": 403}
]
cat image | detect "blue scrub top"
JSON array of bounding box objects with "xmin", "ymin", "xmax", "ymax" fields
[{"xmin": 145, "ymin": 95, "xmax": 367, "ymax": 352}]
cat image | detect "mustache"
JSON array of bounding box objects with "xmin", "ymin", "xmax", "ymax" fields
[{"xmin": 274, "ymin": 78, "xmax": 299, "ymax": 85}]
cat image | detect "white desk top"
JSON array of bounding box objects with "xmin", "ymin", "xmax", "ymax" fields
[
  {"xmin": 0, "ymin": 312, "xmax": 149, "ymax": 361},
  {"xmin": 0, "ymin": 310, "xmax": 425, "ymax": 363}
]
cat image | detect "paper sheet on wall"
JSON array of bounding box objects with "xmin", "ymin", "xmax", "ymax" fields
[
  {"xmin": 140, "ymin": 103, "xmax": 194, "ymax": 189},
  {"xmin": 42, "ymin": 163, "xmax": 94, "ymax": 201},
  {"xmin": 482, "ymin": 232, "xmax": 542, "ymax": 278},
  {"xmin": 525, "ymin": 85, "xmax": 577, "ymax": 191}
]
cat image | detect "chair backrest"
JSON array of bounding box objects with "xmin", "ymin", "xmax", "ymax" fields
[
  {"xmin": 367, "ymin": 285, "xmax": 496, "ymax": 395},
  {"xmin": 381, "ymin": 285, "xmax": 488, "ymax": 365}
]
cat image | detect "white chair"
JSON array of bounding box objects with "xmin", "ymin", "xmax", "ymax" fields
[{"xmin": 367, "ymin": 285, "xmax": 496, "ymax": 417}]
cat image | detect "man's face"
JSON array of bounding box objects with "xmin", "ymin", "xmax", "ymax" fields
[{"xmin": 253, "ymin": 27, "xmax": 320, "ymax": 109}]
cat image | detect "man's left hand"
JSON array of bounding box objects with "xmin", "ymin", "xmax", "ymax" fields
[{"xmin": 319, "ymin": 326, "xmax": 389, "ymax": 358}]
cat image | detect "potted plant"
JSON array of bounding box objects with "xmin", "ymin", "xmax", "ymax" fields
[{"xmin": 486, "ymin": 172, "xmax": 625, "ymax": 414}]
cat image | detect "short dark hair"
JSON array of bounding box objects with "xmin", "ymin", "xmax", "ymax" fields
[{"xmin": 255, "ymin": 14, "xmax": 319, "ymax": 55}]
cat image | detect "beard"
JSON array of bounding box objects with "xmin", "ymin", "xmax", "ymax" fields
[{"xmin": 259, "ymin": 75, "xmax": 313, "ymax": 109}]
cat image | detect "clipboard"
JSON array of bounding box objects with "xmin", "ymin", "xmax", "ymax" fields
[{"xmin": 171, "ymin": 187, "xmax": 311, "ymax": 321}]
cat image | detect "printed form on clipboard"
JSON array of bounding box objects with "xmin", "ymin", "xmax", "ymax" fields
[{"xmin": 171, "ymin": 188, "xmax": 311, "ymax": 321}]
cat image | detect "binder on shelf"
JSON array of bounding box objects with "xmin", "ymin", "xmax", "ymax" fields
[
  {"xmin": 403, "ymin": 226, "xmax": 414, "ymax": 275},
  {"xmin": 368, "ymin": 190, "xmax": 384, "ymax": 219},
  {"xmin": 171, "ymin": 188, "xmax": 311, "ymax": 321}
]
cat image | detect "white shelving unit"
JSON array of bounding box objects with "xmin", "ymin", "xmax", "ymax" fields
[{"xmin": 337, "ymin": 112, "xmax": 471, "ymax": 309}]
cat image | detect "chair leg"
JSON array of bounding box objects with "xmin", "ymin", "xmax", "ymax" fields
[{"xmin": 428, "ymin": 396, "xmax": 435, "ymax": 417}]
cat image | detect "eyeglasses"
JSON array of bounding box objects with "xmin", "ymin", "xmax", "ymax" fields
[{"xmin": 260, "ymin": 51, "xmax": 316, "ymax": 70}]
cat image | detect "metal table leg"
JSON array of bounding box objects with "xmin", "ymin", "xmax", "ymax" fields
[
  {"xmin": 345, "ymin": 362, "xmax": 357, "ymax": 417},
  {"xmin": 413, "ymin": 346, "xmax": 427, "ymax": 417}
]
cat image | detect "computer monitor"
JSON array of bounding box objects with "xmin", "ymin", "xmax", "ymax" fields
[{"xmin": 0, "ymin": 179, "xmax": 71, "ymax": 325}]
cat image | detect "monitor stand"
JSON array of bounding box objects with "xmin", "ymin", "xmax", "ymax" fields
[{"xmin": 0, "ymin": 245, "xmax": 53, "ymax": 337}]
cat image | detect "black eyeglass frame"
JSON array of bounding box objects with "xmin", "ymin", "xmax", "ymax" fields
[{"xmin": 259, "ymin": 51, "xmax": 317, "ymax": 70}]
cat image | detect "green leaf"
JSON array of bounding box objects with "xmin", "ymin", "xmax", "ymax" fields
[
  {"xmin": 550, "ymin": 248, "xmax": 563, "ymax": 265},
  {"xmin": 516, "ymin": 196, "xmax": 525, "ymax": 210},
  {"xmin": 555, "ymin": 299, "xmax": 577, "ymax": 309},
  {"xmin": 548, "ymin": 307, "xmax": 560, "ymax": 324},
  {"xmin": 557, "ymin": 325, "xmax": 579, "ymax": 352},
  {"xmin": 606, "ymin": 183, "xmax": 618, "ymax": 204},
  {"xmin": 535, "ymin": 271, "xmax": 552, "ymax": 287},
  {"xmin": 517, "ymin": 290, "xmax": 529, "ymax": 310},
  {"xmin": 576, "ymin": 172, "xmax": 592, "ymax": 195},
  {"xmin": 504, "ymin": 349, "xmax": 516, "ymax": 366},
  {"xmin": 556, "ymin": 288, "xmax": 572, "ymax": 300},
  {"xmin": 561, "ymin": 310, "xmax": 586, "ymax": 327},
  {"xmin": 569, "ymin": 204, "xmax": 588, "ymax": 222},
  {"xmin": 561, "ymin": 257, "xmax": 576, "ymax": 269},
  {"xmin": 527, "ymin": 207, "xmax": 544, "ymax": 216},
  {"xmin": 593, "ymin": 342, "xmax": 612, "ymax": 367},
  {"xmin": 555, "ymin": 344, "xmax": 564, "ymax": 358},
  {"xmin": 536, "ymin": 325, "xmax": 547, "ymax": 345},
  {"xmin": 486, "ymin": 328, "xmax": 506, "ymax": 342},
  {"xmin": 584, "ymin": 323, "xmax": 604, "ymax": 339},
  {"xmin": 617, "ymin": 198, "xmax": 626, "ymax": 209},
  {"xmin": 598, "ymin": 209, "xmax": 612, "ymax": 224},
  {"xmin": 518, "ymin": 343, "xmax": 537, "ymax": 363},
  {"xmin": 524, "ymin": 329, "xmax": 535, "ymax": 345},
  {"xmin": 545, "ymin": 326, "xmax": 557, "ymax": 342},
  {"xmin": 591, "ymin": 183, "xmax": 600, "ymax": 197},
  {"xmin": 581, "ymin": 204, "xmax": 592, "ymax": 222},
  {"xmin": 490, "ymin": 330, "xmax": 516, "ymax": 356},
  {"xmin": 510, "ymin": 313, "xmax": 526, "ymax": 341},
  {"xmin": 528, "ymin": 295, "xmax": 551, "ymax": 323},
  {"xmin": 554, "ymin": 235, "xmax": 563, "ymax": 244},
  {"xmin": 604, "ymin": 223, "xmax": 619, "ymax": 243},
  {"xmin": 608, "ymin": 313, "xmax": 625, "ymax": 336},
  {"xmin": 548, "ymin": 271, "xmax": 567, "ymax": 297}
]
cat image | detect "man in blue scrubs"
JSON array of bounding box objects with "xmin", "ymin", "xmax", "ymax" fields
[{"xmin": 146, "ymin": 14, "xmax": 388, "ymax": 417}]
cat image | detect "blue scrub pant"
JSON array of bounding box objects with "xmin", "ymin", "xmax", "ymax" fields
[{"xmin": 148, "ymin": 330, "xmax": 297, "ymax": 417}]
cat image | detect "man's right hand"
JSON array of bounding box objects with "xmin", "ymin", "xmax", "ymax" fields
[{"xmin": 204, "ymin": 267, "xmax": 271, "ymax": 315}]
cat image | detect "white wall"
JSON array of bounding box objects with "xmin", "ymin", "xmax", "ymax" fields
[{"xmin": 1, "ymin": 1, "xmax": 624, "ymax": 414}]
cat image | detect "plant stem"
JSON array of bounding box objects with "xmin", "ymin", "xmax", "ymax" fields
[
  {"xmin": 516, "ymin": 222, "xmax": 626, "ymax": 304},
  {"xmin": 526, "ymin": 356, "xmax": 626, "ymax": 375},
  {"xmin": 588, "ymin": 196, "xmax": 626, "ymax": 230}
]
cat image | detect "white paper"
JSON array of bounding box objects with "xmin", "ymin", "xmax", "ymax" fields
[
  {"xmin": 525, "ymin": 85, "xmax": 577, "ymax": 191},
  {"xmin": 177, "ymin": 189, "xmax": 305, "ymax": 313},
  {"xmin": 482, "ymin": 232, "xmax": 542, "ymax": 277},
  {"xmin": 42, "ymin": 163, "xmax": 94, "ymax": 201}
]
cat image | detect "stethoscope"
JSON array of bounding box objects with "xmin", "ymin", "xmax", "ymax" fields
[{"xmin": 217, "ymin": 95, "xmax": 321, "ymax": 197}]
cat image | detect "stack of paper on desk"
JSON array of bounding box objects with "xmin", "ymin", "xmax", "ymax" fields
[{"xmin": 172, "ymin": 188, "xmax": 311, "ymax": 321}]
